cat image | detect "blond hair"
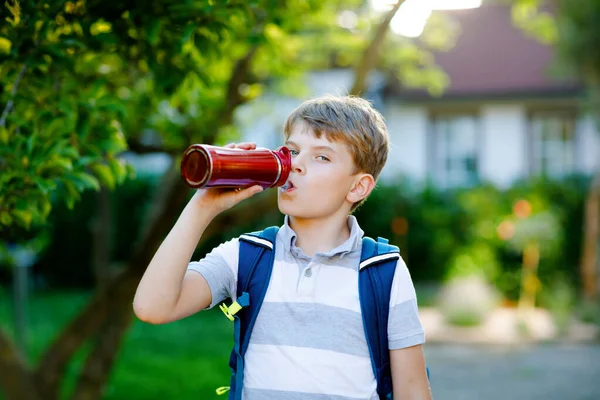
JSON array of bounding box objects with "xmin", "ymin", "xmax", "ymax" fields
[{"xmin": 283, "ymin": 95, "xmax": 390, "ymax": 209}]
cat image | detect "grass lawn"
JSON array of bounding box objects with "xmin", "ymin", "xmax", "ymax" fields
[{"xmin": 0, "ymin": 289, "xmax": 234, "ymax": 400}]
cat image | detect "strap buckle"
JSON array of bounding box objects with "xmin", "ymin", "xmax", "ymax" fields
[
  {"xmin": 216, "ymin": 386, "xmax": 230, "ymax": 395},
  {"xmin": 219, "ymin": 292, "xmax": 250, "ymax": 321}
]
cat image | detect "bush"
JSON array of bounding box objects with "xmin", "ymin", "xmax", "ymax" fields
[
  {"xmin": 6, "ymin": 172, "xmax": 589, "ymax": 305},
  {"xmin": 356, "ymin": 175, "xmax": 589, "ymax": 302}
]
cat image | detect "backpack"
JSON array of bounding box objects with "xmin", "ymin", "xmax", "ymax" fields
[{"xmin": 216, "ymin": 226, "xmax": 420, "ymax": 400}]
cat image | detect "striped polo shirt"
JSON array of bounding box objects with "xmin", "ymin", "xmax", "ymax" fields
[{"xmin": 188, "ymin": 215, "xmax": 425, "ymax": 400}]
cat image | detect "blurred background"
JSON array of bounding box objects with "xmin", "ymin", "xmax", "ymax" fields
[{"xmin": 1, "ymin": 0, "xmax": 599, "ymax": 399}]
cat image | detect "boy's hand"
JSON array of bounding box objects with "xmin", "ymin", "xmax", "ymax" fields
[{"xmin": 192, "ymin": 142, "xmax": 264, "ymax": 214}]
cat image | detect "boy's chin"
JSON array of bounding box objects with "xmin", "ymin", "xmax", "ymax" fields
[
  {"xmin": 277, "ymin": 202, "xmax": 298, "ymax": 217},
  {"xmin": 277, "ymin": 205, "xmax": 331, "ymax": 221},
  {"xmin": 277, "ymin": 203, "xmax": 308, "ymax": 219}
]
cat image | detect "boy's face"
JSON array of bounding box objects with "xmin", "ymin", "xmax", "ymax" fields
[{"xmin": 278, "ymin": 120, "xmax": 362, "ymax": 219}]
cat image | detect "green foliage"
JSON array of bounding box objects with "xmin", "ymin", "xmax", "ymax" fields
[
  {"xmin": 511, "ymin": 0, "xmax": 558, "ymax": 45},
  {"xmin": 0, "ymin": 0, "xmax": 308, "ymax": 236},
  {"xmin": 0, "ymin": 0, "xmax": 455, "ymax": 246},
  {"xmin": 356, "ymin": 175, "xmax": 589, "ymax": 301},
  {"xmin": 554, "ymin": 0, "xmax": 600, "ymax": 83},
  {"xmin": 512, "ymin": 0, "xmax": 600, "ymax": 91},
  {"xmin": 538, "ymin": 275, "xmax": 576, "ymax": 335},
  {"xmin": 24, "ymin": 174, "xmax": 588, "ymax": 304}
]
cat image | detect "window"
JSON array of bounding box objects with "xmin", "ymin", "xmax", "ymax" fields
[
  {"xmin": 530, "ymin": 112, "xmax": 577, "ymax": 178},
  {"xmin": 431, "ymin": 115, "xmax": 479, "ymax": 187}
]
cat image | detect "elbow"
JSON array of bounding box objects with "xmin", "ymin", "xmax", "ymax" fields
[{"xmin": 133, "ymin": 300, "xmax": 168, "ymax": 325}]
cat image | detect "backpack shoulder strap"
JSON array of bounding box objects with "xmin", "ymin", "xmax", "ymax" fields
[
  {"xmin": 226, "ymin": 226, "xmax": 279, "ymax": 400},
  {"xmin": 237, "ymin": 226, "xmax": 278, "ymax": 353},
  {"xmin": 359, "ymin": 236, "xmax": 400, "ymax": 400}
]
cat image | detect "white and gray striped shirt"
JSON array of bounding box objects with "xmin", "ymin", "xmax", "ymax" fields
[{"xmin": 188, "ymin": 215, "xmax": 425, "ymax": 400}]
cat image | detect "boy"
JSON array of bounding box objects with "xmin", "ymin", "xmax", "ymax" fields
[{"xmin": 133, "ymin": 95, "xmax": 431, "ymax": 399}]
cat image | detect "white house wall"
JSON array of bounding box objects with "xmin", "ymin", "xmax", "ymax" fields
[
  {"xmin": 236, "ymin": 69, "xmax": 599, "ymax": 189},
  {"xmin": 578, "ymin": 114, "xmax": 600, "ymax": 175},
  {"xmin": 480, "ymin": 105, "xmax": 528, "ymax": 187},
  {"xmin": 381, "ymin": 104, "xmax": 428, "ymax": 184}
]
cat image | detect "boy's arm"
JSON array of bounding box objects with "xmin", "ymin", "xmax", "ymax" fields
[
  {"xmin": 132, "ymin": 142, "xmax": 263, "ymax": 324},
  {"xmin": 390, "ymin": 345, "xmax": 432, "ymax": 400},
  {"xmin": 387, "ymin": 256, "xmax": 431, "ymax": 399}
]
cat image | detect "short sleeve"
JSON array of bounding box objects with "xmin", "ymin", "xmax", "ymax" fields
[
  {"xmin": 187, "ymin": 238, "xmax": 239, "ymax": 309},
  {"xmin": 387, "ymin": 256, "xmax": 425, "ymax": 349}
]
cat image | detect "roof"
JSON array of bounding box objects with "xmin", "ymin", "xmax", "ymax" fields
[{"xmin": 384, "ymin": 3, "xmax": 582, "ymax": 102}]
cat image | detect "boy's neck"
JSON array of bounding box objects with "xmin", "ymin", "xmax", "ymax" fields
[{"xmin": 288, "ymin": 211, "xmax": 352, "ymax": 257}]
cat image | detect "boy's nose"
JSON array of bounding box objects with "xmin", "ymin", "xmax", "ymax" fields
[{"xmin": 291, "ymin": 158, "xmax": 305, "ymax": 174}]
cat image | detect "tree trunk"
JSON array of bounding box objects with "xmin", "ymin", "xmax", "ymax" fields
[
  {"xmin": 92, "ymin": 186, "xmax": 112, "ymax": 289},
  {"xmin": 350, "ymin": 0, "xmax": 405, "ymax": 96},
  {"xmin": 0, "ymin": 328, "xmax": 41, "ymax": 400},
  {"xmin": 1, "ymin": 10, "xmax": 404, "ymax": 398},
  {"xmin": 70, "ymin": 274, "xmax": 138, "ymax": 400},
  {"xmin": 30, "ymin": 41, "xmax": 261, "ymax": 397},
  {"xmin": 581, "ymin": 172, "xmax": 600, "ymax": 300}
]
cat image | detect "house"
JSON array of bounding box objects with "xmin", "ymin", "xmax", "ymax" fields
[{"xmin": 238, "ymin": 2, "xmax": 599, "ymax": 189}]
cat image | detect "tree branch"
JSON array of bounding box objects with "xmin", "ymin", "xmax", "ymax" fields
[
  {"xmin": 0, "ymin": 328, "xmax": 41, "ymax": 400},
  {"xmin": 581, "ymin": 172, "xmax": 600, "ymax": 300},
  {"xmin": 34, "ymin": 46, "xmax": 263, "ymax": 398},
  {"xmin": 0, "ymin": 64, "xmax": 27, "ymax": 128},
  {"xmin": 224, "ymin": 46, "xmax": 259, "ymax": 117},
  {"xmin": 33, "ymin": 275, "xmax": 129, "ymax": 398},
  {"xmin": 350, "ymin": 0, "xmax": 405, "ymax": 96},
  {"xmin": 70, "ymin": 277, "xmax": 137, "ymax": 400}
]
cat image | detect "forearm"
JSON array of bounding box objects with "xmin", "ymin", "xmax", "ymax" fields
[
  {"xmin": 133, "ymin": 193, "xmax": 218, "ymax": 322},
  {"xmin": 391, "ymin": 345, "xmax": 432, "ymax": 400},
  {"xmin": 393, "ymin": 378, "xmax": 432, "ymax": 400}
]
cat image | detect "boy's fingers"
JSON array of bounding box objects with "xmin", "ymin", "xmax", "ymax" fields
[
  {"xmin": 234, "ymin": 185, "xmax": 263, "ymax": 202},
  {"xmin": 233, "ymin": 142, "xmax": 257, "ymax": 150}
]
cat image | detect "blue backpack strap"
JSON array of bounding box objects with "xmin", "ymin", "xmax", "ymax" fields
[
  {"xmin": 227, "ymin": 226, "xmax": 279, "ymax": 400},
  {"xmin": 359, "ymin": 236, "xmax": 400, "ymax": 400}
]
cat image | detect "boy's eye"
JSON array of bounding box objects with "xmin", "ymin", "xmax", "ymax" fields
[
  {"xmin": 316, "ymin": 155, "xmax": 330, "ymax": 162},
  {"xmin": 289, "ymin": 149, "xmax": 299, "ymax": 156}
]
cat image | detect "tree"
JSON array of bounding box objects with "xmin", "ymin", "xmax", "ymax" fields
[
  {"xmin": 0, "ymin": 1, "xmax": 455, "ymax": 399},
  {"xmin": 512, "ymin": 0, "xmax": 600, "ymax": 300}
]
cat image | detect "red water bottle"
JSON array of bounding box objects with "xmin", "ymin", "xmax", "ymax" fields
[{"xmin": 180, "ymin": 144, "xmax": 292, "ymax": 189}]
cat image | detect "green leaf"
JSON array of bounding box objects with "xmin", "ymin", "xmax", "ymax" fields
[
  {"xmin": 0, "ymin": 37, "xmax": 11, "ymax": 54},
  {"xmin": 61, "ymin": 38, "xmax": 87, "ymax": 49},
  {"xmin": 101, "ymin": 127, "xmax": 128, "ymax": 153},
  {"xmin": 5, "ymin": 0, "xmax": 20, "ymax": 27},
  {"xmin": 26, "ymin": 132, "xmax": 37, "ymax": 156},
  {"xmin": 70, "ymin": 172, "xmax": 101, "ymax": 192},
  {"xmin": 90, "ymin": 163, "xmax": 115, "ymax": 189},
  {"xmin": 108, "ymin": 158, "xmax": 127, "ymax": 185},
  {"xmin": 63, "ymin": 180, "xmax": 80, "ymax": 210},
  {"xmin": 0, "ymin": 127, "xmax": 9, "ymax": 144},
  {"xmin": 41, "ymin": 198, "xmax": 52, "ymax": 218},
  {"xmin": 75, "ymin": 156, "xmax": 97, "ymax": 167},
  {"xmin": 46, "ymin": 118, "xmax": 70, "ymax": 136},
  {"xmin": 60, "ymin": 146, "xmax": 80, "ymax": 159},
  {"xmin": 147, "ymin": 20, "xmax": 162, "ymax": 46},
  {"xmin": 13, "ymin": 210, "xmax": 32, "ymax": 229},
  {"xmin": 125, "ymin": 163, "xmax": 137, "ymax": 180},
  {"xmin": 40, "ymin": 157, "xmax": 73, "ymax": 174},
  {"xmin": 96, "ymin": 100, "xmax": 126, "ymax": 117},
  {"xmin": 0, "ymin": 211, "xmax": 13, "ymax": 226},
  {"xmin": 34, "ymin": 178, "xmax": 57, "ymax": 194}
]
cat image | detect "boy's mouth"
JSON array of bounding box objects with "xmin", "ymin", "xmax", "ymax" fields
[{"xmin": 280, "ymin": 180, "xmax": 295, "ymax": 192}]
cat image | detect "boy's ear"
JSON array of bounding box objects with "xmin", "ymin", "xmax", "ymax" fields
[{"xmin": 347, "ymin": 173, "xmax": 375, "ymax": 204}]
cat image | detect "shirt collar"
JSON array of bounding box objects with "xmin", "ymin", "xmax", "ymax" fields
[{"xmin": 279, "ymin": 215, "xmax": 364, "ymax": 258}]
